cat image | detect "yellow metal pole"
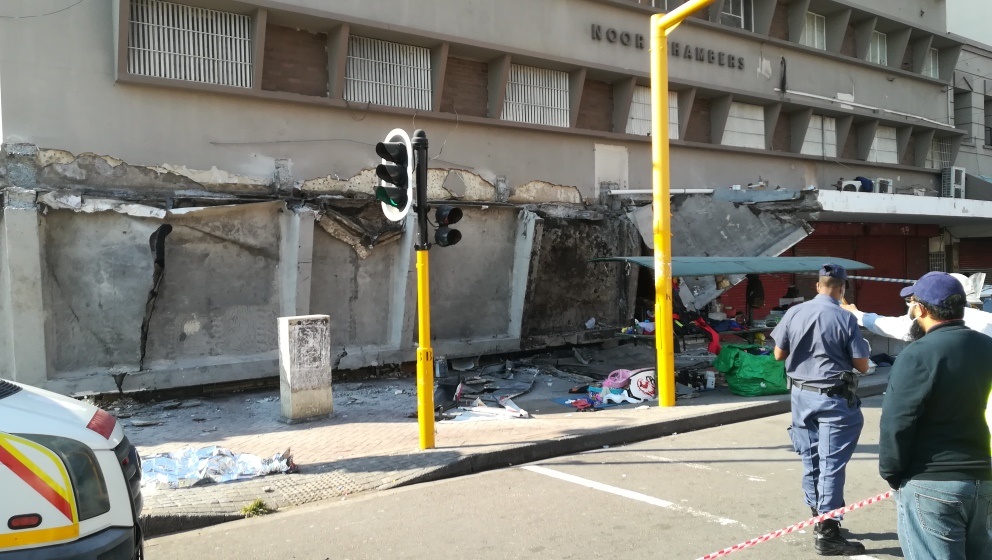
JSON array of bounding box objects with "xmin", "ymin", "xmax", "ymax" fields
[
  {"xmin": 416, "ymin": 249, "xmax": 435, "ymax": 449},
  {"xmin": 651, "ymin": 0, "xmax": 716, "ymax": 408}
]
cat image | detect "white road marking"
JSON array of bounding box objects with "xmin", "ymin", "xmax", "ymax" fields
[{"xmin": 521, "ymin": 465, "xmax": 743, "ymax": 527}]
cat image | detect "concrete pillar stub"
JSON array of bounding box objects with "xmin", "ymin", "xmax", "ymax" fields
[
  {"xmin": 278, "ymin": 314, "xmax": 333, "ymax": 423},
  {"xmin": 1, "ymin": 189, "xmax": 48, "ymax": 386}
]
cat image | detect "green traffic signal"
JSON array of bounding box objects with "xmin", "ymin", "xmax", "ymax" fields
[{"xmin": 376, "ymin": 185, "xmax": 407, "ymax": 208}]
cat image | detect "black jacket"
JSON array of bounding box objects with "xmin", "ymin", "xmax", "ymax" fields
[{"xmin": 879, "ymin": 321, "xmax": 992, "ymax": 489}]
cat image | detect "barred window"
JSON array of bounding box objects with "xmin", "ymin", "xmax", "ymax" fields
[
  {"xmin": 344, "ymin": 36, "xmax": 432, "ymax": 111},
  {"xmin": 801, "ymin": 12, "xmax": 826, "ymax": 50},
  {"xmin": 502, "ymin": 65, "xmax": 569, "ymax": 127},
  {"xmin": 801, "ymin": 115, "xmax": 837, "ymax": 157},
  {"xmin": 128, "ymin": 0, "xmax": 253, "ymax": 88},
  {"xmin": 868, "ymin": 31, "xmax": 888, "ymax": 65},
  {"xmin": 627, "ymin": 87, "xmax": 678, "ymax": 139},
  {"xmin": 722, "ymin": 102, "xmax": 765, "ymax": 149},
  {"xmin": 868, "ymin": 126, "xmax": 898, "ymax": 164},
  {"xmin": 926, "ymin": 137, "xmax": 951, "ymax": 169},
  {"xmin": 929, "ymin": 251, "xmax": 946, "ymax": 272}
]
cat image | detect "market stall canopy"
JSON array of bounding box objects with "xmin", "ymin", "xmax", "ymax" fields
[{"xmin": 590, "ymin": 256, "xmax": 872, "ymax": 277}]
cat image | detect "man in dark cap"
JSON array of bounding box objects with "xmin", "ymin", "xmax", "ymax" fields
[
  {"xmin": 771, "ymin": 263, "xmax": 871, "ymax": 555},
  {"xmin": 879, "ymin": 271, "xmax": 992, "ymax": 559}
]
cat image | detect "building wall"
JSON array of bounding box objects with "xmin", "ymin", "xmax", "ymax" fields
[{"xmin": 0, "ymin": 0, "xmax": 974, "ymax": 392}]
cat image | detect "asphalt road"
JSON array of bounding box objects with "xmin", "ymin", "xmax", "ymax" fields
[{"xmin": 146, "ymin": 395, "xmax": 902, "ymax": 560}]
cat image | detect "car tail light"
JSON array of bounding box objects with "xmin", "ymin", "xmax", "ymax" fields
[
  {"xmin": 8, "ymin": 514, "xmax": 42, "ymax": 530},
  {"xmin": 86, "ymin": 409, "xmax": 116, "ymax": 439}
]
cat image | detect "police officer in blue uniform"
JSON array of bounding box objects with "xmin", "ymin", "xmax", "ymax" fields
[{"xmin": 771, "ymin": 264, "xmax": 871, "ymax": 556}]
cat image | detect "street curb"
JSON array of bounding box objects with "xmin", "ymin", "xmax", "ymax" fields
[
  {"xmin": 141, "ymin": 512, "xmax": 243, "ymax": 538},
  {"xmin": 393, "ymin": 382, "xmax": 887, "ymax": 489},
  {"xmin": 141, "ymin": 382, "xmax": 887, "ymax": 538}
]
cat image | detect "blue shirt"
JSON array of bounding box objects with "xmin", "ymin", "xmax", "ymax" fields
[{"xmin": 770, "ymin": 294, "xmax": 871, "ymax": 385}]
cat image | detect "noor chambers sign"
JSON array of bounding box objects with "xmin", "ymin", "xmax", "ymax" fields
[{"xmin": 589, "ymin": 24, "xmax": 746, "ymax": 71}]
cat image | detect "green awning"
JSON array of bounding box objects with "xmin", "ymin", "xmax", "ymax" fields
[{"xmin": 590, "ymin": 256, "xmax": 872, "ymax": 277}]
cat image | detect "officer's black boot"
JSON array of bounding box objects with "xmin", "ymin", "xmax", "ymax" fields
[{"xmin": 814, "ymin": 519, "xmax": 866, "ymax": 556}]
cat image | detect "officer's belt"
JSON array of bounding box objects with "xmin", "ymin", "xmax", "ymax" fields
[{"xmin": 790, "ymin": 379, "xmax": 844, "ymax": 396}]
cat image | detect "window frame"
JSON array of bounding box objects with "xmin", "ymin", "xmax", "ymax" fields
[
  {"xmin": 801, "ymin": 115, "xmax": 837, "ymax": 158},
  {"xmin": 868, "ymin": 125, "xmax": 899, "ymax": 164},
  {"xmin": 722, "ymin": 101, "xmax": 765, "ymax": 149},
  {"xmin": 126, "ymin": 0, "xmax": 254, "ymax": 89},
  {"xmin": 868, "ymin": 30, "xmax": 888, "ymax": 65},
  {"xmin": 502, "ymin": 64, "xmax": 570, "ymax": 128},
  {"xmin": 922, "ymin": 47, "xmax": 939, "ymax": 79},
  {"xmin": 800, "ymin": 12, "xmax": 827, "ymax": 50},
  {"xmin": 343, "ymin": 36, "xmax": 433, "ymax": 112},
  {"xmin": 627, "ymin": 86, "xmax": 678, "ymax": 139},
  {"xmin": 720, "ymin": 0, "xmax": 754, "ymax": 33}
]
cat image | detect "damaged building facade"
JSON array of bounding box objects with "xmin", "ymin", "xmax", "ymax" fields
[{"xmin": 0, "ymin": 0, "xmax": 989, "ymax": 394}]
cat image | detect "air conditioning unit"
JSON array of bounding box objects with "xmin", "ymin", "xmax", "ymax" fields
[
  {"xmin": 838, "ymin": 180, "xmax": 861, "ymax": 192},
  {"xmin": 874, "ymin": 178, "xmax": 893, "ymax": 194},
  {"xmin": 941, "ymin": 167, "xmax": 966, "ymax": 199}
]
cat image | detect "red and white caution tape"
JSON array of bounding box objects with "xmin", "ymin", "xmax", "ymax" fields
[{"xmin": 694, "ymin": 490, "xmax": 893, "ymax": 560}]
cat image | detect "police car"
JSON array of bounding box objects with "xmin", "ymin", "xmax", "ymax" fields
[{"xmin": 0, "ymin": 379, "xmax": 142, "ymax": 559}]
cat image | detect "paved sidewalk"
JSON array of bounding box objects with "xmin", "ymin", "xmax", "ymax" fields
[{"xmin": 127, "ymin": 362, "xmax": 890, "ymax": 537}]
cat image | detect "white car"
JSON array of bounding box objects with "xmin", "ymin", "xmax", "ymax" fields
[{"xmin": 0, "ymin": 379, "xmax": 142, "ymax": 559}]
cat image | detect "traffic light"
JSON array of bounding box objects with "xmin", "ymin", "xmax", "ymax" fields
[
  {"xmin": 374, "ymin": 128, "xmax": 414, "ymax": 221},
  {"xmin": 434, "ymin": 205, "xmax": 462, "ymax": 247}
]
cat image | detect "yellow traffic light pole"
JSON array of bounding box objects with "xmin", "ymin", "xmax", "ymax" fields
[
  {"xmin": 416, "ymin": 250, "xmax": 435, "ymax": 449},
  {"xmin": 411, "ymin": 130, "xmax": 436, "ymax": 449},
  {"xmin": 652, "ymin": 0, "xmax": 716, "ymax": 407}
]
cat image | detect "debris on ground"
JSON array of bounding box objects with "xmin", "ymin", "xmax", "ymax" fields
[{"xmin": 141, "ymin": 446, "xmax": 296, "ymax": 490}]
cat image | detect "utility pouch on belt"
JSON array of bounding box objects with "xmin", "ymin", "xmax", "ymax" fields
[{"xmin": 840, "ymin": 371, "xmax": 860, "ymax": 408}]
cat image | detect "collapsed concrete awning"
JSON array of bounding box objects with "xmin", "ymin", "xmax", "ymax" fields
[{"xmin": 626, "ymin": 190, "xmax": 815, "ymax": 308}]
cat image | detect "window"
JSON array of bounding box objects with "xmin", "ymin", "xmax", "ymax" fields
[
  {"xmin": 127, "ymin": 0, "xmax": 253, "ymax": 88},
  {"xmin": 722, "ymin": 102, "xmax": 765, "ymax": 149},
  {"xmin": 868, "ymin": 31, "xmax": 887, "ymax": 65},
  {"xmin": 627, "ymin": 87, "xmax": 678, "ymax": 139},
  {"xmin": 801, "ymin": 115, "xmax": 837, "ymax": 157},
  {"xmin": 653, "ymin": 0, "xmax": 683, "ymax": 10},
  {"xmin": 800, "ymin": 12, "xmax": 826, "ymax": 50},
  {"xmin": 867, "ymin": 126, "xmax": 898, "ymax": 164},
  {"xmin": 922, "ymin": 47, "xmax": 939, "ymax": 79},
  {"xmin": 929, "ymin": 251, "xmax": 946, "ymax": 272},
  {"xmin": 926, "ymin": 137, "xmax": 951, "ymax": 169},
  {"xmin": 720, "ymin": 0, "xmax": 753, "ymax": 32},
  {"xmin": 502, "ymin": 65, "xmax": 569, "ymax": 127},
  {"xmin": 344, "ymin": 37, "xmax": 432, "ymax": 111}
]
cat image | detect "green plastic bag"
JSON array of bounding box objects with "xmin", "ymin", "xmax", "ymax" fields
[{"xmin": 713, "ymin": 344, "xmax": 788, "ymax": 397}]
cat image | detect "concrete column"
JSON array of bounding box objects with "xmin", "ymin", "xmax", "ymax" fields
[
  {"xmin": 508, "ymin": 210, "xmax": 538, "ymax": 339},
  {"xmin": 278, "ymin": 315, "xmax": 333, "ymax": 423},
  {"xmin": 0, "ymin": 188, "xmax": 48, "ymax": 386},
  {"xmin": 278, "ymin": 205, "xmax": 315, "ymax": 317}
]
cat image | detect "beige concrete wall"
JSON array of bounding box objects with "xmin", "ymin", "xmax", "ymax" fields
[
  {"xmin": 40, "ymin": 211, "xmax": 154, "ymax": 376},
  {"xmin": 0, "ymin": 0, "xmax": 951, "ymax": 202}
]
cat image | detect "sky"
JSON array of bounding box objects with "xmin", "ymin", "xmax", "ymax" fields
[{"xmin": 946, "ymin": 0, "xmax": 992, "ymax": 46}]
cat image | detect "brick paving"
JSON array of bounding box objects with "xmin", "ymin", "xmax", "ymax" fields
[{"xmin": 126, "ymin": 369, "xmax": 890, "ymax": 536}]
